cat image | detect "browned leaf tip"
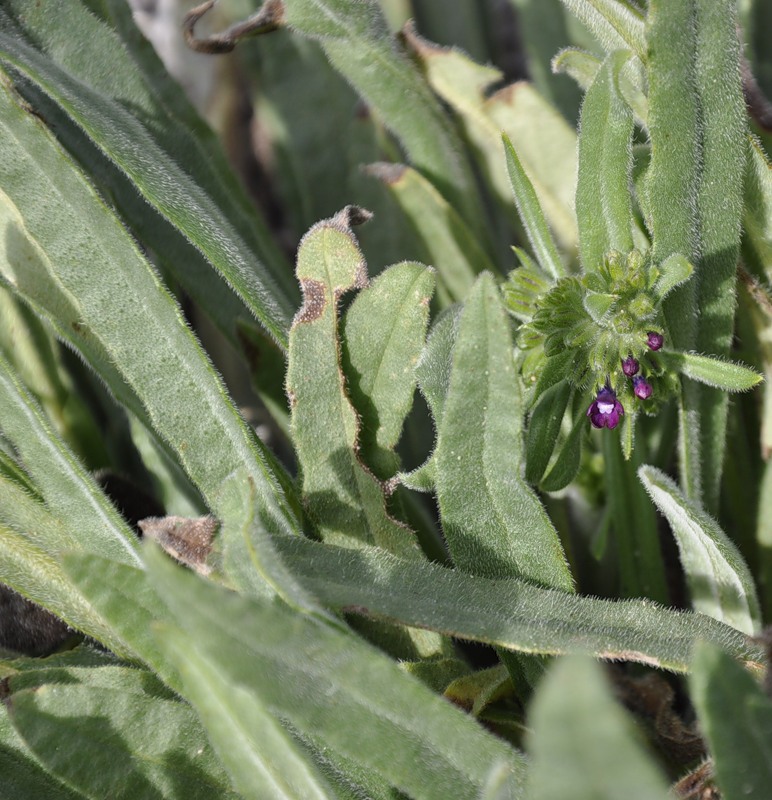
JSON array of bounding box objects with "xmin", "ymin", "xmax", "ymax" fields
[
  {"xmin": 183, "ymin": 0, "xmax": 285, "ymax": 55},
  {"xmin": 139, "ymin": 515, "xmax": 218, "ymax": 575},
  {"xmin": 362, "ymin": 162, "xmax": 408, "ymax": 185}
]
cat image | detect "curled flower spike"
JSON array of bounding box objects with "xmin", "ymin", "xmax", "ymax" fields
[
  {"xmin": 587, "ymin": 387, "xmax": 624, "ymax": 429},
  {"xmin": 621, "ymin": 356, "xmax": 639, "ymax": 377},
  {"xmin": 633, "ymin": 375, "xmax": 653, "ymax": 400},
  {"xmin": 646, "ymin": 331, "xmax": 664, "ymax": 351}
]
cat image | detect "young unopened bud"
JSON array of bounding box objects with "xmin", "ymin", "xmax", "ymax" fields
[
  {"xmin": 621, "ymin": 356, "xmax": 639, "ymax": 377},
  {"xmin": 633, "ymin": 375, "xmax": 653, "ymax": 400},
  {"xmin": 646, "ymin": 331, "xmax": 664, "ymax": 351}
]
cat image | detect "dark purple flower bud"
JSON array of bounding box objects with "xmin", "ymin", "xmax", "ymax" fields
[
  {"xmin": 586, "ymin": 387, "xmax": 624, "ymax": 429},
  {"xmin": 621, "ymin": 356, "xmax": 639, "ymax": 377},
  {"xmin": 646, "ymin": 331, "xmax": 664, "ymax": 351},
  {"xmin": 633, "ymin": 375, "xmax": 652, "ymax": 400}
]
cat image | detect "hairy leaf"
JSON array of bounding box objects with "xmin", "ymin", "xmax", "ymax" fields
[
  {"xmin": 146, "ymin": 547, "xmax": 528, "ymax": 800},
  {"xmin": 639, "ymin": 466, "xmax": 760, "ymax": 634},
  {"xmin": 274, "ymin": 534, "xmax": 763, "ymax": 673},
  {"xmin": 526, "ymin": 656, "xmax": 671, "ymax": 800},
  {"xmin": 690, "ymin": 641, "xmax": 772, "ymax": 800},
  {"xmin": 435, "ymin": 274, "xmax": 573, "ymax": 591}
]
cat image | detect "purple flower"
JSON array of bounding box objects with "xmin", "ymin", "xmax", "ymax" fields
[
  {"xmin": 587, "ymin": 387, "xmax": 624, "ymax": 429},
  {"xmin": 646, "ymin": 331, "xmax": 664, "ymax": 351},
  {"xmin": 621, "ymin": 356, "xmax": 639, "ymax": 377},
  {"xmin": 633, "ymin": 375, "xmax": 652, "ymax": 400}
]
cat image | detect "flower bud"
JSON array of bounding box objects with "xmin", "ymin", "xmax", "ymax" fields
[
  {"xmin": 621, "ymin": 356, "xmax": 640, "ymax": 377},
  {"xmin": 646, "ymin": 331, "xmax": 664, "ymax": 351},
  {"xmin": 633, "ymin": 375, "xmax": 653, "ymax": 400}
]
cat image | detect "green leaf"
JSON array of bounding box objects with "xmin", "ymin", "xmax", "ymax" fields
[
  {"xmin": 157, "ymin": 625, "xmax": 338, "ymax": 800},
  {"xmin": 5, "ymin": 665, "xmax": 238, "ymax": 800},
  {"xmin": 0, "ymin": 0, "xmax": 295, "ymax": 347},
  {"xmin": 406, "ymin": 29, "xmax": 578, "ymax": 254},
  {"xmin": 647, "ymin": 0, "xmax": 747, "ymax": 510},
  {"xmin": 690, "ymin": 641, "xmax": 772, "ymax": 800},
  {"xmin": 526, "ymin": 656, "xmax": 671, "ymax": 800},
  {"xmin": 540, "ymin": 411, "xmax": 585, "ymax": 492},
  {"xmin": 743, "ymin": 136, "xmax": 772, "ymax": 275},
  {"xmin": 286, "ymin": 207, "xmax": 418, "ymax": 557},
  {"xmin": 639, "ymin": 466, "xmax": 761, "ymax": 635},
  {"xmin": 0, "ymin": 700, "xmax": 86, "ymax": 800},
  {"xmin": 651, "ymin": 253, "xmax": 694, "ymax": 302},
  {"xmin": 551, "ymin": 48, "xmax": 602, "ymax": 91},
  {"xmin": 365, "ymin": 162, "xmax": 495, "ymax": 302},
  {"xmin": 145, "ymin": 547, "xmax": 528, "ymax": 800},
  {"xmin": 435, "ymin": 274, "xmax": 573, "ymax": 591},
  {"xmin": 274, "ymin": 534, "xmax": 764, "ymax": 673},
  {"xmin": 557, "ymin": 0, "xmax": 646, "ymax": 59},
  {"xmin": 342, "ymin": 260, "xmax": 435, "ymax": 477},
  {"xmin": 0, "ymin": 354, "xmax": 138, "ymax": 566},
  {"xmin": 279, "ymin": 0, "xmax": 485, "ymax": 236},
  {"xmin": 507, "ymin": 0, "xmax": 582, "ymax": 122},
  {"xmin": 525, "ymin": 380, "xmax": 572, "ymax": 485},
  {"xmin": 657, "ymin": 351, "xmax": 763, "ymax": 392},
  {"xmin": 503, "ymin": 135, "xmax": 565, "ymax": 281},
  {"xmin": 603, "ymin": 436, "xmax": 668, "ymax": 603},
  {"xmin": 576, "ymin": 50, "xmax": 635, "ymax": 272},
  {"xmin": 0, "ymin": 80, "xmax": 296, "ymax": 546}
]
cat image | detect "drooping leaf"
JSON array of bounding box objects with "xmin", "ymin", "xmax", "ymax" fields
[
  {"xmin": 525, "ymin": 380, "xmax": 572, "ymax": 485},
  {"xmin": 526, "ymin": 656, "xmax": 671, "ymax": 800},
  {"xmin": 145, "ymin": 546, "xmax": 528, "ymax": 800},
  {"xmin": 639, "ymin": 466, "xmax": 761, "ymax": 634},
  {"xmin": 690, "ymin": 641, "xmax": 772, "ymax": 800}
]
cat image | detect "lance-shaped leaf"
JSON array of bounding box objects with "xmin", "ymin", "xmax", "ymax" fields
[
  {"xmin": 526, "ymin": 656, "xmax": 671, "ymax": 800},
  {"xmin": 576, "ymin": 50, "xmax": 635, "ymax": 272},
  {"xmin": 657, "ymin": 351, "xmax": 763, "ymax": 392},
  {"xmin": 639, "ymin": 466, "xmax": 761, "ymax": 635},
  {"xmin": 145, "ymin": 547, "xmax": 528, "ymax": 800},
  {"xmin": 690, "ymin": 641, "xmax": 772, "ymax": 800},
  {"xmin": 743, "ymin": 137, "xmax": 772, "ymax": 277},
  {"xmin": 434, "ymin": 273, "xmax": 573, "ymax": 592},
  {"xmin": 0, "ymin": 701, "xmax": 86, "ymax": 800},
  {"xmin": 0, "ymin": 354, "xmax": 138, "ymax": 566},
  {"xmin": 286, "ymin": 207, "xmax": 418, "ymax": 558},
  {"xmin": 274, "ymin": 0, "xmax": 484, "ymax": 236},
  {"xmin": 405, "ymin": 26, "xmax": 578, "ymax": 255},
  {"xmin": 647, "ymin": 0, "xmax": 747, "ymax": 510},
  {"xmin": 5, "ymin": 665, "xmax": 239, "ymax": 800},
  {"xmin": 365, "ymin": 163, "xmax": 494, "ymax": 303},
  {"xmin": 0, "ymin": 0, "xmax": 295, "ymax": 347},
  {"xmin": 342, "ymin": 260, "xmax": 435, "ymax": 478},
  {"xmin": 0, "ymin": 80, "xmax": 296, "ymax": 548},
  {"xmin": 557, "ymin": 0, "xmax": 646, "ymax": 58},
  {"xmin": 273, "ymin": 534, "xmax": 764, "ymax": 673},
  {"xmin": 157, "ymin": 626, "xmax": 338, "ymax": 800},
  {"xmin": 503, "ymin": 135, "xmax": 565, "ymax": 281},
  {"xmin": 651, "ymin": 253, "xmax": 694, "ymax": 303},
  {"xmin": 525, "ymin": 379, "xmax": 572, "ymax": 485}
]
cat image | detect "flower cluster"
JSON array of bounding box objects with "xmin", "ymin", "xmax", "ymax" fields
[{"xmin": 586, "ymin": 330, "xmax": 662, "ymax": 429}]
